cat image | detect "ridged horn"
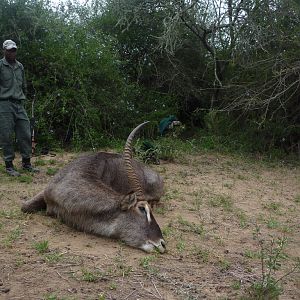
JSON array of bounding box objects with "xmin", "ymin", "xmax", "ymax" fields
[{"xmin": 123, "ymin": 121, "xmax": 149, "ymax": 200}]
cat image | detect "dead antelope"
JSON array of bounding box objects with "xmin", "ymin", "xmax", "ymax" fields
[{"xmin": 21, "ymin": 122, "xmax": 166, "ymax": 253}]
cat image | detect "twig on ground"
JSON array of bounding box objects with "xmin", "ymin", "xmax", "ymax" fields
[
  {"xmin": 139, "ymin": 281, "xmax": 162, "ymax": 299},
  {"xmin": 152, "ymin": 279, "xmax": 162, "ymax": 298},
  {"xmin": 123, "ymin": 289, "xmax": 136, "ymax": 299},
  {"xmin": 55, "ymin": 270, "xmax": 71, "ymax": 283}
]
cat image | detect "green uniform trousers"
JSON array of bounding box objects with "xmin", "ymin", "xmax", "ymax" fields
[{"xmin": 0, "ymin": 100, "xmax": 31, "ymax": 162}]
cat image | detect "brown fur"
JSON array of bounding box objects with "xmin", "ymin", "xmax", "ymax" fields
[{"xmin": 21, "ymin": 152, "xmax": 166, "ymax": 252}]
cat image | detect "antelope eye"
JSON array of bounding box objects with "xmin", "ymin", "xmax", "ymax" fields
[{"xmin": 139, "ymin": 206, "xmax": 147, "ymax": 215}]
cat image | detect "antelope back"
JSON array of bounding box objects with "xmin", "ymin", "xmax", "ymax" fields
[{"xmin": 66, "ymin": 152, "xmax": 164, "ymax": 202}]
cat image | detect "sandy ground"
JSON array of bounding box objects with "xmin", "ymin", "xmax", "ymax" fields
[{"xmin": 0, "ymin": 151, "xmax": 299, "ymax": 300}]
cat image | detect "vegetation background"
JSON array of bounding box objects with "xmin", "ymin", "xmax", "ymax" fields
[
  {"xmin": 0, "ymin": 2, "xmax": 299, "ymax": 299},
  {"xmin": 0, "ymin": 0, "xmax": 299, "ymax": 158}
]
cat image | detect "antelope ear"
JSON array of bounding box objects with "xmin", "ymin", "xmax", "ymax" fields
[{"xmin": 120, "ymin": 192, "xmax": 137, "ymax": 210}]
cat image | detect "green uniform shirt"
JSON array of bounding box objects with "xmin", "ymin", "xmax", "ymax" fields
[{"xmin": 0, "ymin": 57, "xmax": 27, "ymax": 101}]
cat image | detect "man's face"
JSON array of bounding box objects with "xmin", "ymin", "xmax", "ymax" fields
[{"xmin": 4, "ymin": 48, "xmax": 17, "ymax": 62}]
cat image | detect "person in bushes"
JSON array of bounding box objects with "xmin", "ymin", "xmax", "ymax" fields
[{"xmin": 0, "ymin": 39, "xmax": 39, "ymax": 176}]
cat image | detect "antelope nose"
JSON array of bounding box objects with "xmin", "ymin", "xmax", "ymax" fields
[{"xmin": 158, "ymin": 239, "xmax": 166, "ymax": 253}]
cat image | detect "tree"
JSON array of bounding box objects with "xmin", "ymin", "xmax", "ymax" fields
[{"xmin": 99, "ymin": 0, "xmax": 299, "ymax": 152}]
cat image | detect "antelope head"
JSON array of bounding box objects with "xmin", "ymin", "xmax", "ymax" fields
[{"xmin": 121, "ymin": 122, "xmax": 166, "ymax": 253}]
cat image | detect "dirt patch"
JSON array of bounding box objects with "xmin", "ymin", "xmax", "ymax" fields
[{"xmin": 0, "ymin": 152, "xmax": 299, "ymax": 299}]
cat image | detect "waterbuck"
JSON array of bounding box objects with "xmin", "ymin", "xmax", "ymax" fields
[{"xmin": 21, "ymin": 122, "xmax": 166, "ymax": 253}]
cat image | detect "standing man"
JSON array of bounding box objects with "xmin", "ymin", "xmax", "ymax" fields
[{"xmin": 0, "ymin": 39, "xmax": 39, "ymax": 176}]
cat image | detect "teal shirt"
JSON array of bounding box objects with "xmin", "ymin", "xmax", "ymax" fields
[{"xmin": 0, "ymin": 57, "xmax": 27, "ymax": 101}]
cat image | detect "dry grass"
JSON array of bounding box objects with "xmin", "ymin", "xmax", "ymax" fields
[{"xmin": 0, "ymin": 152, "xmax": 299, "ymax": 299}]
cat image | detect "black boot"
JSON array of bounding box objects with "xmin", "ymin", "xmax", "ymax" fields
[
  {"xmin": 22, "ymin": 158, "xmax": 40, "ymax": 173},
  {"xmin": 5, "ymin": 161, "xmax": 21, "ymax": 177}
]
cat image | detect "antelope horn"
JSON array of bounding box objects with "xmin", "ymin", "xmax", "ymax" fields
[{"xmin": 123, "ymin": 121, "xmax": 149, "ymax": 200}]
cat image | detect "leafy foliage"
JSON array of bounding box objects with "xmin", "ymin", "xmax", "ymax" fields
[
  {"xmin": 245, "ymin": 226, "xmax": 300, "ymax": 299},
  {"xmin": 0, "ymin": 0, "xmax": 298, "ymax": 155}
]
